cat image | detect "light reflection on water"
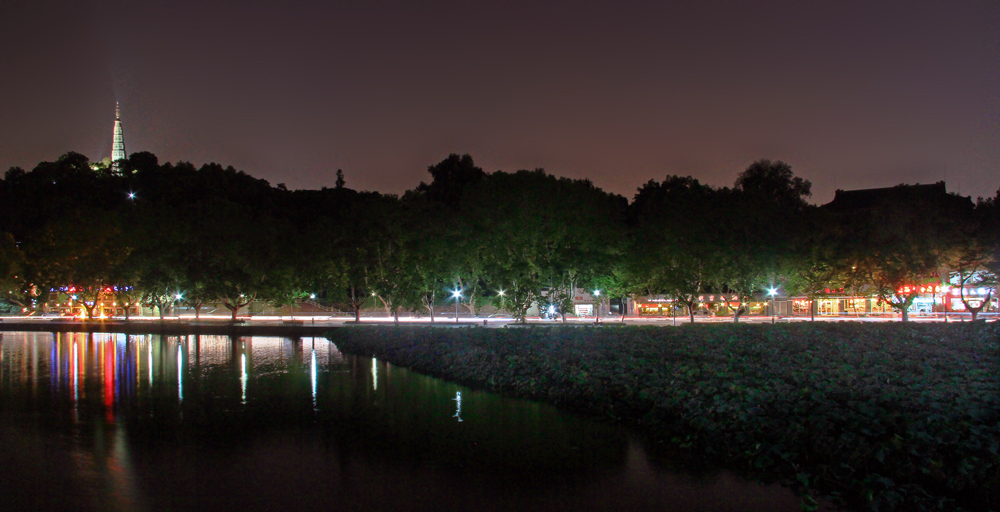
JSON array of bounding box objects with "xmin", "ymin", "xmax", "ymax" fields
[{"xmin": 0, "ymin": 331, "xmax": 802, "ymax": 512}]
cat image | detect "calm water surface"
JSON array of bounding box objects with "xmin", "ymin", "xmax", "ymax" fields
[{"xmin": 0, "ymin": 331, "xmax": 800, "ymax": 511}]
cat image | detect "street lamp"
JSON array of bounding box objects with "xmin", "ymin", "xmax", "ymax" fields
[
  {"xmin": 453, "ymin": 289, "xmax": 462, "ymax": 323},
  {"xmin": 768, "ymin": 287, "xmax": 778, "ymax": 324},
  {"xmin": 593, "ymin": 289, "xmax": 600, "ymax": 323}
]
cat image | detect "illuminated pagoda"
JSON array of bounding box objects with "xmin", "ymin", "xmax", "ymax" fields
[{"xmin": 110, "ymin": 102, "xmax": 126, "ymax": 173}]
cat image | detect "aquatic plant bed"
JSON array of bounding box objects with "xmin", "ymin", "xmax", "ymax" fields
[{"xmin": 328, "ymin": 323, "xmax": 999, "ymax": 512}]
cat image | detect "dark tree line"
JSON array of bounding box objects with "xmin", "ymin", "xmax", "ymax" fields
[{"xmin": 1, "ymin": 152, "xmax": 997, "ymax": 322}]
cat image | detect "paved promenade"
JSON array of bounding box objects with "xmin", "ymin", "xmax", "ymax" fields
[{"xmin": 0, "ymin": 312, "xmax": 994, "ymax": 336}]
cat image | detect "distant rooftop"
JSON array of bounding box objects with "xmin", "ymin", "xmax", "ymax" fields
[{"xmin": 823, "ymin": 182, "xmax": 971, "ymax": 212}]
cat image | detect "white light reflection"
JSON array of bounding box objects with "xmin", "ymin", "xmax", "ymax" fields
[
  {"xmin": 177, "ymin": 343, "xmax": 183, "ymax": 403},
  {"xmin": 310, "ymin": 349, "xmax": 317, "ymax": 408},
  {"xmin": 240, "ymin": 353, "xmax": 248, "ymax": 404},
  {"xmin": 453, "ymin": 391, "xmax": 463, "ymax": 422},
  {"xmin": 148, "ymin": 342, "xmax": 153, "ymax": 387},
  {"xmin": 372, "ymin": 358, "xmax": 378, "ymax": 391}
]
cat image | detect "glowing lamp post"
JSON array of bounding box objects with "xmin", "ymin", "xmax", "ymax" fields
[
  {"xmin": 768, "ymin": 287, "xmax": 778, "ymax": 324},
  {"xmin": 453, "ymin": 289, "xmax": 462, "ymax": 323},
  {"xmin": 593, "ymin": 290, "xmax": 600, "ymax": 323}
]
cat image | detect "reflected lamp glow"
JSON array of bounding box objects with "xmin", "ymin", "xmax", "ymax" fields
[
  {"xmin": 310, "ymin": 349, "xmax": 317, "ymax": 407},
  {"xmin": 371, "ymin": 358, "xmax": 378, "ymax": 391},
  {"xmin": 177, "ymin": 344, "xmax": 183, "ymax": 403},
  {"xmin": 453, "ymin": 391, "xmax": 463, "ymax": 422},
  {"xmin": 240, "ymin": 353, "xmax": 248, "ymax": 404}
]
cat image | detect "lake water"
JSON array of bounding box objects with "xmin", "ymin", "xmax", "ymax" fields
[{"xmin": 0, "ymin": 331, "xmax": 800, "ymax": 511}]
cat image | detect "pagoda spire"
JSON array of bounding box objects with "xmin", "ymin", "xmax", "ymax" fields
[{"xmin": 111, "ymin": 102, "xmax": 126, "ymax": 173}]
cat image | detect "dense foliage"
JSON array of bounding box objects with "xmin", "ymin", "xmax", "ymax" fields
[
  {"xmin": 330, "ymin": 323, "xmax": 1000, "ymax": 512},
  {"xmin": 0, "ymin": 151, "xmax": 996, "ymax": 321}
]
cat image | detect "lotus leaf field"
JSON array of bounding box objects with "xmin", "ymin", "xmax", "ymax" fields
[{"xmin": 328, "ymin": 323, "xmax": 999, "ymax": 512}]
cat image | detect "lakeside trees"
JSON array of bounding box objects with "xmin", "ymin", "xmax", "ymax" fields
[{"xmin": 0, "ymin": 152, "xmax": 996, "ymax": 321}]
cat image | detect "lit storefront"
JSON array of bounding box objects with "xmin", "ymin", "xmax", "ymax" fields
[{"xmin": 636, "ymin": 294, "xmax": 768, "ymax": 317}]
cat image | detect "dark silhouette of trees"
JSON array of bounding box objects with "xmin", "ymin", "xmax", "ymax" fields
[{"xmin": 0, "ymin": 151, "xmax": 994, "ymax": 323}]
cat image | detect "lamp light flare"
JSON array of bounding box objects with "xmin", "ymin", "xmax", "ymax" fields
[{"xmin": 768, "ymin": 287, "xmax": 778, "ymax": 296}]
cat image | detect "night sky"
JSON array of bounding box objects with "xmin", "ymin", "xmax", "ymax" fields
[{"xmin": 1, "ymin": 0, "xmax": 998, "ymax": 203}]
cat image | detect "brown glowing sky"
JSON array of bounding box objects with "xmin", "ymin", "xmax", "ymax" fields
[{"xmin": 1, "ymin": 0, "xmax": 998, "ymax": 203}]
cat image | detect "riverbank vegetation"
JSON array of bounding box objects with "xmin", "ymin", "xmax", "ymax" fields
[
  {"xmin": 329, "ymin": 323, "xmax": 1000, "ymax": 512},
  {"xmin": 1, "ymin": 152, "xmax": 997, "ymax": 321}
]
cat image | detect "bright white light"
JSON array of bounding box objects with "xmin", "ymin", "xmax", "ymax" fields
[
  {"xmin": 127, "ymin": 192, "xmax": 135, "ymax": 200},
  {"xmin": 372, "ymin": 358, "xmax": 378, "ymax": 391},
  {"xmin": 310, "ymin": 349, "xmax": 317, "ymax": 407},
  {"xmin": 310, "ymin": 293, "xmax": 316, "ymax": 299},
  {"xmin": 453, "ymin": 391, "xmax": 463, "ymax": 422},
  {"xmin": 177, "ymin": 344, "xmax": 183, "ymax": 403},
  {"xmin": 548, "ymin": 305, "xmax": 555, "ymax": 314},
  {"xmin": 452, "ymin": 290, "xmax": 462, "ymax": 299},
  {"xmin": 240, "ymin": 353, "xmax": 247, "ymax": 404},
  {"xmin": 979, "ymin": 288, "xmax": 988, "ymax": 295},
  {"xmin": 497, "ymin": 289, "xmax": 505, "ymax": 297},
  {"xmin": 768, "ymin": 287, "xmax": 778, "ymax": 296},
  {"xmin": 175, "ymin": 294, "xmax": 183, "ymax": 300},
  {"xmin": 594, "ymin": 290, "xmax": 600, "ymax": 296}
]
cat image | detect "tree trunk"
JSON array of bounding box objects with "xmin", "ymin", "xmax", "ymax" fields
[
  {"xmin": 393, "ymin": 309, "xmax": 399, "ymax": 324},
  {"xmin": 354, "ymin": 305, "xmax": 361, "ymax": 322},
  {"xmin": 194, "ymin": 304, "xmax": 202, "ymax": 319},
  {"xmin": 962, "ymin": 290, "xmax": 991, "ymax": 322},
  {"xmin": 810, "ymin": 299, "xmax": 816, "ymax": 322}
]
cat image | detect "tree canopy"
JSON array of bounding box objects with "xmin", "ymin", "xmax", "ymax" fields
[{"xmin": 1, "ymin": 153, "xmax": 994, "ymax": 322}]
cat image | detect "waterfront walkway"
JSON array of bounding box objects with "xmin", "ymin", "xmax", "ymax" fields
[{"xmin": 0, "ymin": 311, "xmax": 994, "ymax": 336}]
